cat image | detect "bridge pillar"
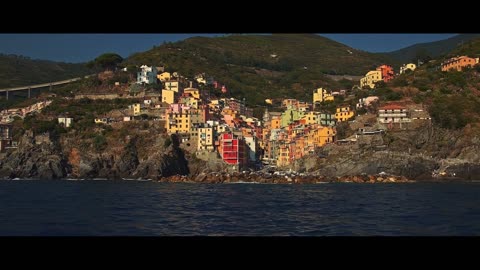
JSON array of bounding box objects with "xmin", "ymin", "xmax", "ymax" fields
[
  {"xmin": 5, "ymin": 90, "xmax": 8, "ymax": 100},
  {"xmin": 28, "ymin": 87, "xmax": 31, "ymax": 98},
  {"xmin": 49, "ymin": 84, "xmax": 52, "ymax": 91}
]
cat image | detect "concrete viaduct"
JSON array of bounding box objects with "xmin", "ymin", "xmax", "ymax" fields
[{"xmin": 0, "ymin": 74, "xmax": 94, "ymax": 100}]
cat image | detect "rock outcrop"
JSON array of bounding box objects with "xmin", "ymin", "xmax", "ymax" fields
[{"xmin": 0, "ymin": 132, "xmax": 69, "ymax": 179}]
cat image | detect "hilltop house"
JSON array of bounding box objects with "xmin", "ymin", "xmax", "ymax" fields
[
  {"xmin": 137, "ymin": 65, "xmax": 158, "ymax": 84},
  {"xmin": 441, "ymin": 56, "xmax": 479, "ymax": 72},
  {"xmin": 400, "ymin": 63, "xmax": 416, "ymax": 74}
]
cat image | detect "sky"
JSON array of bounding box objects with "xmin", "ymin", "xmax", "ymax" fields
[{"xmin": 0, "ymin": 34, "xmax": 458, "ymax": 63}]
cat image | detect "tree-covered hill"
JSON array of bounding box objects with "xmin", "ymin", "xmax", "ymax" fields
[
  {"xmin": 0, "ymin": 54, "xmax": 92, "ymax": 88},
  {"xmin": 125, "ymin": 34, "xmax": 396, "ymax": 105}
]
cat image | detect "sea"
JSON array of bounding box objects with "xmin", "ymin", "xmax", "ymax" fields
[{"xmin": 0, "ymin": 180, "xmax": 479, "ymax": 236}]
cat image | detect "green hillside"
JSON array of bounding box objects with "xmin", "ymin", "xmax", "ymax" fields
[
  {"xmin": 383, "ymin": 34, "xmax": 480, "ymax": 63},
  {"xmin": 0, "ymin": 54, "xmax": 92, "ymax": 88},
  {"xmin": 444, "ymin": 36, "xmax": 480, "ymax": 59},
  {"xmin": 125, "ymin": 34, "xmax": 396, "ymax": 105}
]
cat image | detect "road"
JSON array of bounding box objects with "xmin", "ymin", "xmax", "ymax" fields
[{"xmin": 0, "ymin": 74, "xmax": 94, "ymax": 93}]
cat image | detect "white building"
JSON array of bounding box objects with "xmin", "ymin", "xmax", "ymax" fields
[
  {"xmin": 58, "ymin": 117, "xmax": 73, "ymax": 128},
  {"xmin": 137, "ymin": 65, "xmax": 158, "ymax": 84},
  {"xmin": 378, "ymin": 104, "xmax": 409, "ymax": 124},
  {"xmin": 399, "ymin": 63, "xmax": 417, "ymax": 74},
  {"xmin": 198, "ymin": 126, "xmax": 214, "ymax": 151}
]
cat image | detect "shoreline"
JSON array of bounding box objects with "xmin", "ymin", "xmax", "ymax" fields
[{"xmin": 1, "ymin": 172, "xmax": 476, "ymax": 183}]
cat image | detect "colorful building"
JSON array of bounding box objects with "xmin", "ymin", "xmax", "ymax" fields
[
  {"xmin": 162, "ymin": 89, "xmax": 176, "ymax": 104},
  {"xmin": 184, "ymin": 88, "xmax": 200, "ymax": 99},
  {"xmin": 131, "ymin": 103, "xmax": 141, "ymax": 116},
  {"xmin": 281, "ymin": 108, "xmax": 304, "ymax": 128},
  {"xmin": 157, "ymin": 72, "xmax": 171, "ymax": 82},
  {"xmin": 218, "ymin": 133, "xmax": 246, "ymax": 169},
  {"xmin": 441, "ymin": 56, "xmax": 479, "ymax": 72},
  {"xmin": 399, "ymin": 63, "xmax": 416, "ymax": 74},
  {"xmin": 164, "ymin": 80, "xmax": 181, "ymax": 92},
  {"xmin": 376, "ymin": 65, "xmax": 395, "ymax": 82},
  {"xmin": 313, "ymin": 88, "xmax": 334, "ymax": 105},
  {"xmin": 302, "ymin": 111, "xmax": 322, "ymax": 125},
  {"xmin": 166, "ymin": 109, "xmax": 192, "ymax": 134},
  {"xmin": 360, "ymin": 70, "xmax": 382, "ymax": 89},
  {"xmin": 335, "ymin": 106, "xmax": 354, "ymax": 122}
]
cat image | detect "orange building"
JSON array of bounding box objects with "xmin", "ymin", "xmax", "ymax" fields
[
  {"xmin": 441, "ymin": 56, "xmax": 479, "ymax": 72},
  {"xmin": 376, "ymin": 65, "xmax": 395, "ymax": 82}
]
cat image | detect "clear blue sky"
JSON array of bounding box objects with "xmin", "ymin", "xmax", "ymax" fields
[{"xmin": 0, "ymin": 34, "xmax": 457, "ymax": 63}]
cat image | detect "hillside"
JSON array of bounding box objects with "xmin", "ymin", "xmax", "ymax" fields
[
  {"xmin": 445, "ymin": 36, "xmax": 480, "ymax": 59},
  {"xmin": 125, "ymin": 34, "xmax": 396, "ymax": 105},
  {"xmin": 0, "ymin": 54, "xmax": 92, "ymax": 89},
  {"xmin": 383, "ymin": 34, "xmax": 480, "ymax": 63}
]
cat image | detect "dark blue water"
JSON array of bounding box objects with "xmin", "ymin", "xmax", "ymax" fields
[{"xmin": 0, "ymin": 181, "xmax": 480, "ymax": 236}]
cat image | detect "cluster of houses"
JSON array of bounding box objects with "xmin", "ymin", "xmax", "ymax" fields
[
  {"xmin": 4, "ymin": 56, "xmax": 467, "ymax": 164},
  {"xmin": 360, "ymin": 64, "xmax": 400, "ymax": 89},
  {"xmin": 360, "ymin": 55, "xmax": 480, "ymax": 90},
  {"xmin": 113, "ymin": 64, "xmax": 433, "ymax": 170},
  {"xmin": 0, "ymin": 100, "xmax": 52, "ymax": 123}
]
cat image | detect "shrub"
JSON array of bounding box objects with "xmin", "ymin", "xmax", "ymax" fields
[{"xmin": 93, "ymin": 134, "xmax": 108, "ymax": 150}]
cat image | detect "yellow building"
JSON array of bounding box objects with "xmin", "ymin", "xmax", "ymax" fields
[
  {"xmin": 184, "ymin": 88, "xmax": 200, "ymax": 99},
  {"xmin": 313, "ymin": 126, "xmax": 336, "ymax": 146},
  {"xmin": 313, "ymin": 88, "xmax": 334, "ymax": 105},
  {"xmin": 198, "ymin": 127, "xmax": 214, "ymax": 151},
  {"xmin": 162, "ymin": 89, "xmax": 176, "ymax": 104},
  {"xmin": 271, "ymin": 115, "xmax": 282, "ymax": 129},
  {"xmin": 166, "ymin": 111, "xmax": 191, "ymax": 134},
  {"xmin": 94, "ymin": 118, "xmax": 108, "ymax": 124},
  {"xmin": 157, "ymin": 72, "xmax": 171, "ymax": 82},
  {"xmin": 132, "ymin": 103, "xmax": 141, "ymax": 116},
  {"xmin": 399, "ymin": 63, "xmax": 416, "ymax": 74},
  {"xmin": 360, "ymin": 70, "xmax": 382, "ymax": 89},
  {"xmin": 164, "ymin": 80, "xmax": 180, "ymax": 92},
  {"xmin": 303, "ymin": 125, "xmax": 335, "ymax": 151},
  {"xmin": 302, "ymin": 111, "xmax": 321, "ymax": 125},
  {"xmin": 335, "ymin": 106, "xmax": 354, "ymax": 122}
]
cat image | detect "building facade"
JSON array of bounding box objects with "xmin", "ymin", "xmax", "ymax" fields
[
  {"xmin": 441, "ymin": 56, "xmax": 479, "ymax": 72},
  {"xmin": 137, "ymin": 65, "xmax": 158, "ymax": 84}
]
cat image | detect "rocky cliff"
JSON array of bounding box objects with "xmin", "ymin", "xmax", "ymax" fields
[
  {"xmin": 0, "ymin": 132, "xmax": 69, "ymax": 179},
  {"xmin": 0, "ymin": 131, "xmax": 190, "ymax": 180}
]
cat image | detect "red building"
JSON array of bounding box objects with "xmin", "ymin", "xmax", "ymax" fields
[
  {"xmin": 218, "ymin": 133, "xmax": 246, "ymax": 169},
  {"xmin": 376, "ymin": 65, "xmax": 395, "ymax": 82}
]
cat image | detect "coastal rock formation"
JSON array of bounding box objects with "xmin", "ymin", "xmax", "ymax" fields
[
  {"xmin": 0, "ymin": 132, "xmax": 69, "ymax": 179},
  {"xmin": 307, "ymin": 151, "xmax": 438, "ymax": 180},
  {"xmin": 0, "ymin": 133, "xmax": 190, "ymax": 180}
]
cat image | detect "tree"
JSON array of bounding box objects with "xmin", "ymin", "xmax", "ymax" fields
[{"xmin": 87, "ymin": 53, "xmax": 123, "ymax": 71}]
